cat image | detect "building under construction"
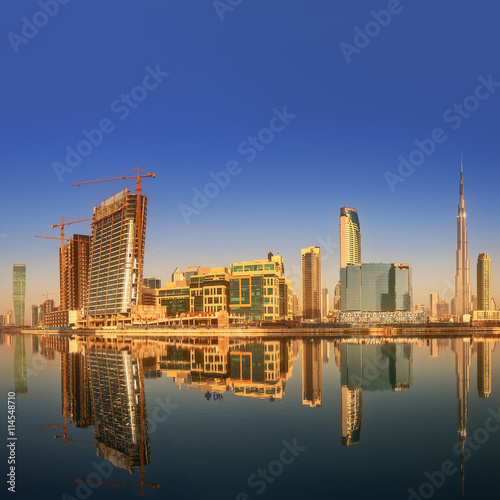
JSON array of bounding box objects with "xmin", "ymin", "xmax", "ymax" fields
[
  {"xmin": 60, "ymin": 234, "xmax": 91, "ymax": 312},
  {"xmin": 86, "ymin": 189, "xmax": 148, "ymax": 326}
]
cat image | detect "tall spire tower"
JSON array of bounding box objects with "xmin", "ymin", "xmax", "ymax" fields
[{"xmin": 454, "ymin": 156, "xmax": 472, "ymax": 316}]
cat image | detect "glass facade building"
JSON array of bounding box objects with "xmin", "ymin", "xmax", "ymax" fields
[
  {"xmin": 13, "ymin": 264, "xmax": 26, "ymax": 326},
  {"xmin": 340, "ymin": 207, "xmax": 361, "ymax": 268},
  {"xmin": 340, "ymin": 263, "xmax": 412, "ymax": 313},
  {"xmin": 87, "ymin": 189, "xmax": 147, "ymax": 325}
]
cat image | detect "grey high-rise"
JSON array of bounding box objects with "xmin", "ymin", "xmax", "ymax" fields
[{"xmin": 13, "ymin": 264, "xmax": 26, "ymax": 326}]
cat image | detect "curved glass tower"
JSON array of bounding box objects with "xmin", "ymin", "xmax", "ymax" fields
[{"xmin": 340, "ymin": 207, "xmax": 361, "ymax": 268}]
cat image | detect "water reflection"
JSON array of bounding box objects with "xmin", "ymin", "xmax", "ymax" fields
[{"xmin": 1, "ymin": 331, "xmax": 498, "ymax": 497}]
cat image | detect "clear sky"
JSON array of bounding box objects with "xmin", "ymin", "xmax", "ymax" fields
[{"xmin": 1, "ymin": 0, "xmax": 500, "ymax": 322}]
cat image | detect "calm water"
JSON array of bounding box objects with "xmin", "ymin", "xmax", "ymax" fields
[{"xmin": 1, "ymin": 332, "xmax": 500, "ymax": 500}]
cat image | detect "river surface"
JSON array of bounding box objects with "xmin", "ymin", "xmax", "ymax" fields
[{"xmin": 1, "ymin": 332, "xmax": 499, "ymax": 500}]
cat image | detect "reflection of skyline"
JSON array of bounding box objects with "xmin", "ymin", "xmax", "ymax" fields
[{"xmin": 9, "ymin": 331, "xmax": 497, "ymax": 497}]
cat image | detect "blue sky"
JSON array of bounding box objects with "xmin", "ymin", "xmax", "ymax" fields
[{"xmin": 1, "ymin": 0, "xmax": 500, "ymax": 320}]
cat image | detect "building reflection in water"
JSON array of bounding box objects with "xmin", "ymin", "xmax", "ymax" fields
[
  {"xmin": 477, "ymin": 340, "xmax": 492, "ymax": 398},
  {"xmin": 339, "ymin": 341, "xmax": 412, "ymax": 446},
  {"xmin": 302, "ymin": 339, "xmax": 322, "ymax": 407},
  {"xmin": 14, "ymin": 335, "xmax": 28, "ymax": 395},
  {"xmin": 452, "ymin": 338, "xmax": 471, "ymax": 494},
  {"xmin": 26, "ymin": 332, "xmax": 498, "ymax": 496},
  {"xmin": 85, "ymin": 342, "xmax": 151, "ymax": 473}
]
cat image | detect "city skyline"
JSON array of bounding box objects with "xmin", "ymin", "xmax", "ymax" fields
[{"xmin": 2, "ymin": 2, "xmax": 500, "ymax": 317}]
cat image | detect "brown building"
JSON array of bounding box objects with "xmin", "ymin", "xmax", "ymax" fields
[{"xmin": 60, "ymin": 234, "xmax": 91, "ymax": 311}]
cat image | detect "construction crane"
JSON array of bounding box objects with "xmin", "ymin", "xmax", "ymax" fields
[
  {"xmin": 71, "ymin": 167, "xmax": 156, "ymax": 306},
  {"xmin": 53, "ymin": 435, "xmax": 94, "ymax": 446}
]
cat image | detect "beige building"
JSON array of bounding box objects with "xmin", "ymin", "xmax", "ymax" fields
[
  {"xmin": 477, "ymin": 253, "xmax": 491, "ymax": 311},
  {"xmin": 301, "ymin": 246, "xmax": 321, "ymax": 321},
  {"xmin": 340, "ymin": 207, "xmax": 361, "ymax": 268}
]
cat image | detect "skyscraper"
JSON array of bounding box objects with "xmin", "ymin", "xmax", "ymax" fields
[
  {"xmin": 454, "ymin": 160, "xmax": 472, "ymax": 316},
  {"xmin": 60, "ymin": 234, "xmax": 91, "ymax": 312},
  {"xmin": 87, "ymin": 189, "xmax": 147, "ymax": 326},
  {"xmin": 340, "ymin": 207, "xmax": 361, "ymax": 268},
  {"xmin": 477, "ymin": 253, "xmax": 491, "ymax": 311},
  {"xmin": 430, "ymin": 293, "xmax": 439, "ymax": 318},
  {"xmin": 321, "ymin": 284, "xmax": 329, "ymax": 319},
  {"xmin": 301, "ymin": 246, "xmax": 321, "ymax": 320},
  {"xmin": 13, "ymin": 264, "xmax": 26, "ymax": 326}
]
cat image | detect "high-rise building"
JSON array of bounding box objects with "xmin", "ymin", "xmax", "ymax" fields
[
  {"xmin": 0, "ymin": 315, "xmax": 4, "ymax": 327},
  {"xmin": 340, "ymin": 207, "xmax": 361, "ymax": 268},
  {"xmin": 430, "ymin": 293, "xmax": 439, "ymax": 318},
  {"xmin": 60, "ymin": 234, "xmax": 91, "ymax": 312},
  {"xmin": 321, "ymin": 285, "xmax": 329, "ymax": 319},
  {"xmin": 143, "ymin": 278, "xmax": 161, "ymax": 289},
  {"xmin": 477, "ymin": 253, "xmax": 491, "ymax": 311},
  {"xmin": 31, "ymin": 305, "xmax": 39, "ymax": 327},
  {"xmin": 334, "ymin": 281, "xmax": 341, "ymax": 311},
  {"xmin": 13, "ymin": 264, "xmax": 26, "ymax": 325},
  {"xmin": 6, "ymin": 310, "xmax": 13, "ymax": 325},
  {"xmin": 301, "ymin": 246, "xmax": 321, "ymax": 321},
  {"xmin": 87, "ymin": 189, "xmax": 147, "ymax": 326},
  {"xmin": 454, "ymin": 160, "xmax": 472, "ymax": 316}
]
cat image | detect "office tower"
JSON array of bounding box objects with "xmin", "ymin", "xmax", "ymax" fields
[
  {"xmin": 340, "ymin": 207, "xmax": 361, "ymax": 268},
  {"xmin": 430, "ymin": 293, "xmax": 439, "ymax": 318},
  {"xmin": 477, "ymin": 341, "xmax": 492, "ymax": 398},
  {"xmin": 477, "ymin": 253, "xmax": 491, "ymax": 311},
  {"xmin": 60, "ymin": 234, "xmax": 91, "ymax": 312},
  {"xmin": 334, "ymin": 281, "xmax": 341, "ymax": 310},
  {"xmin": 143, "ymin": 277, "xmax": 161, "ymax": 289},
  {"xmin": 6, "ymin": 310, "xmax": 13, "ymax": 325},
  {"xmin": 301, "ymin": 246, "xmax": 321, "ymax": 320},
  {"xmin": 454, "ymin": 160, "xmax": 472, "ymax": 316},
  {"xmin": 0, "ymin": 315, "xmax": 4, "ymax": 327},
  {"xmin": 321, "ymin": 285, "xmax": 329, "ymax": 319},
  {"xmin": 13, "ymin": 264, "xmax": 26, "ymax": 325},
  {"xmin": 31, "ymin": 305, "xmax": 39, "ymax": 327},
  {"xmin": 341, "ymin": 263, "xmax": 412, "ymax": 313},
  {"xmin": 87, "ymin": 189, "xmax": 147, "ymax": 326},
  {"xmin": 302, "ymin": 339, "xmax": 322, "ymax": 407},
  {"xmin": 229, "ymin": 254, "xmax": 293, "ymax": 321}
]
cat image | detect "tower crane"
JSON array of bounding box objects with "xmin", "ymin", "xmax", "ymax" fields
[{"xmin": 71, "ymin": 167, "xmax": 156, "ymax": 305}]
